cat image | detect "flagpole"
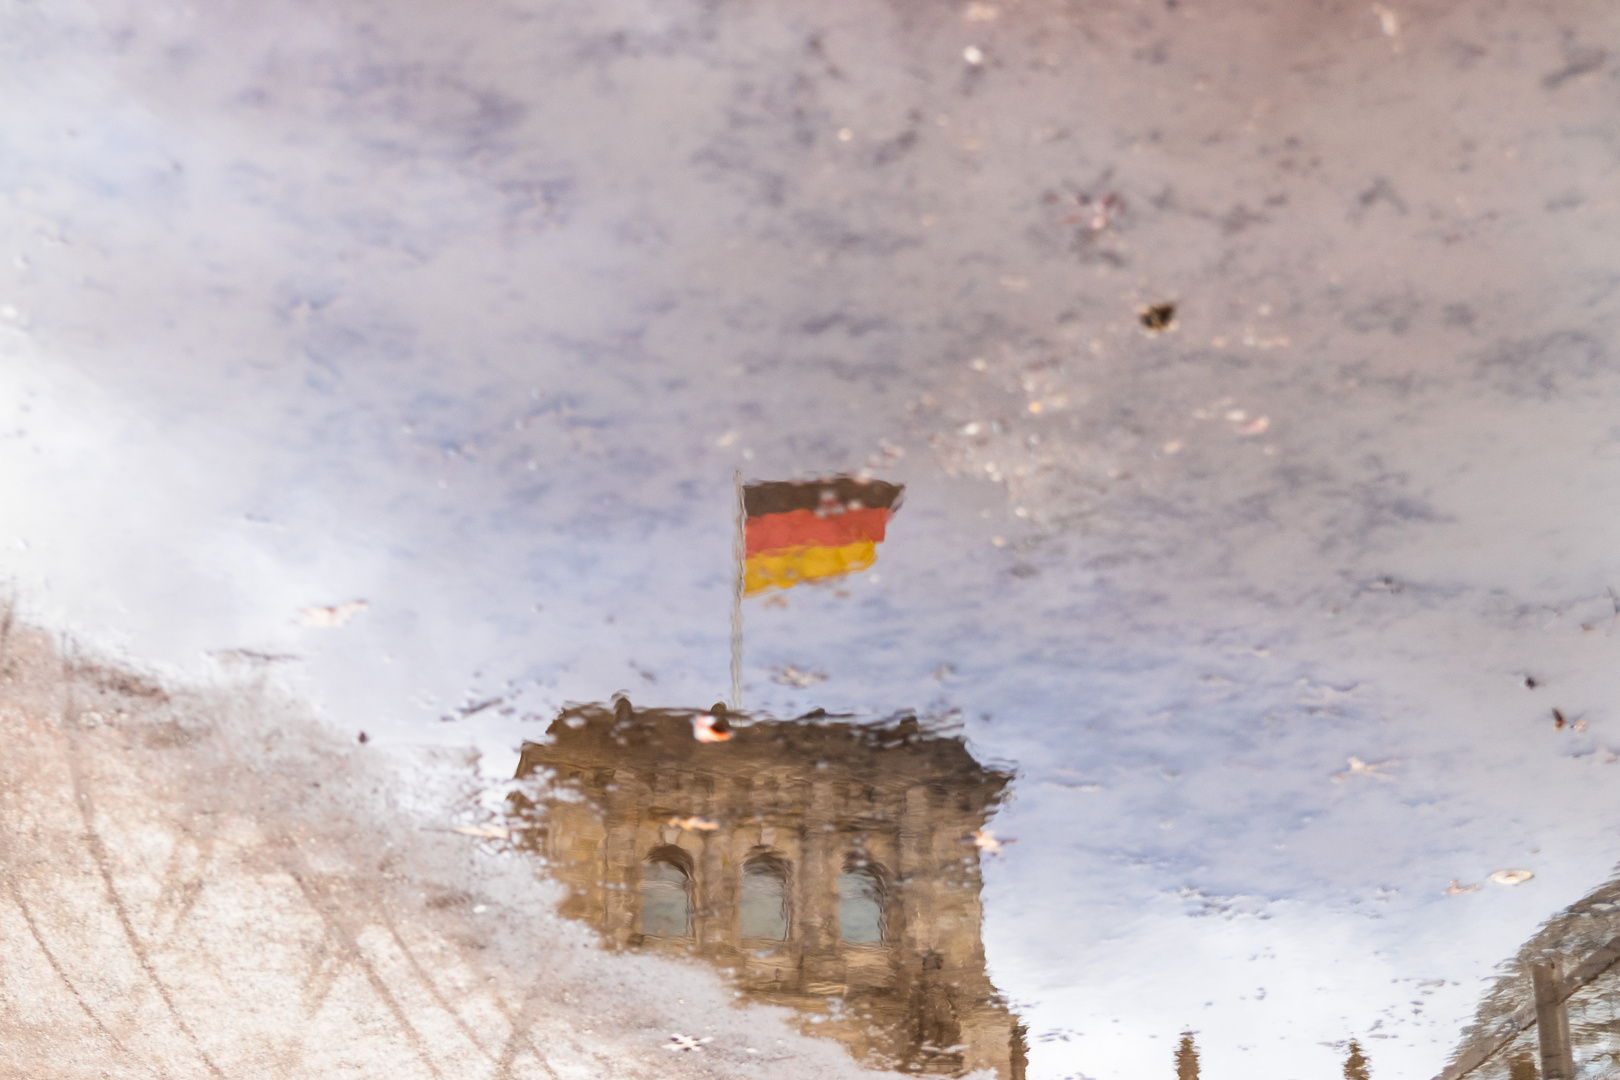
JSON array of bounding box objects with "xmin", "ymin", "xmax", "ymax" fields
[{"xmin": 730, "ymin": 469, "xmax": 745, "ymax": 711}]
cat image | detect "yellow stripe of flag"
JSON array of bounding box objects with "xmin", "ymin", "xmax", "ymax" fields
[{"xmin": 743, "ymin": 540, "xmax": 877, "ymax": 596}]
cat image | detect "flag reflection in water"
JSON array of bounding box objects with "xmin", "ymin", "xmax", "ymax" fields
[
  {"xmin": 508, "ymin": 701, "xmax": 1026, "ymax": 1078},
  {"xmin": 742, "ymin": 477, "xmax": 903, "ymax": 596}
]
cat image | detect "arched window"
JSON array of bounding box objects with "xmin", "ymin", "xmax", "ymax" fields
[
  {"xmin": 739, "ymin": 851, "xmax": 791, "ymax": 940},
  {"xmin": 640, "ymin": 845, "xmax": 694, "ymax": 938},
  {"xmin": 838, "ymin": 858, "xmax": 888, "ymax": 945}
]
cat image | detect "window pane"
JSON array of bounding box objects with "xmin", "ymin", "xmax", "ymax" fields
[
  {"xmin": 641, "ymin": 859, "xmax": 691, "ymax": 937},
  {"xmin": 838, "ymin": 869, "xmax": 885, "ymax": 944},
  {"xmin": 739, "ymin": 859, "xmax": 790, "ymax": 940}
]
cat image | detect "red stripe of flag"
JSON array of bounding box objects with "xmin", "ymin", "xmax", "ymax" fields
[{"xmin": 744, "ymin": 507, "xmax": 891, "ymax": 557}]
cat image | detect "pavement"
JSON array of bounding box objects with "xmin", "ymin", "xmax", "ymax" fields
[{"xmin": 0, "ymin": 619, "xmax": 895, "ymax": 1079}]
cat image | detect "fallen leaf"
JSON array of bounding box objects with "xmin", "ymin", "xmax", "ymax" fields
[{"xmin": 1139, "ymin": 303, "xmax": 1177, "ymax": 335}]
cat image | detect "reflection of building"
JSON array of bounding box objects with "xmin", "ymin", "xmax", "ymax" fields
[
  {"xmin": 1449, "ymin": 875, "xmax": 1620, "ymax": 1079},
  {"xmin": 510, "ymin": 701, "xmax": 1027, "ymax": 1079}
]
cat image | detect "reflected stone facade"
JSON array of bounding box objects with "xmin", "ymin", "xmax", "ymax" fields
[
  {"xmin": 1451, "ymin": 874, "xmax": 1620, "ymax": 1079},
  {"xmin": 510, "ymin": 702, "xmax": 1027, "ymax": 1078}
]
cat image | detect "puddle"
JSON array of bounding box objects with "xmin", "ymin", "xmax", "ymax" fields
[
  {"xmin": 507, "ymin": 701, "xmax": 1025, "ymax": 1077},
  {"xmin": 7, "ymin": 0, "xmax": 1620, "ymax": 1077}
]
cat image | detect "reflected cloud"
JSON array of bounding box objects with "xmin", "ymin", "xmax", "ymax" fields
[{"xmin": 508, "ymin": 701, "xmax": 1025, "ymax": 1078}]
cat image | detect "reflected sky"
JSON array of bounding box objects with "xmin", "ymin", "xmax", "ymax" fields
[{"xmin": 4, "ymin": 0, "xmax": 1620, "ymax": 1076}]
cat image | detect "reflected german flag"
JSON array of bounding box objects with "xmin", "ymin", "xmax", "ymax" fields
[{"xmin": 743, "ymin": 478, "xmax": 904, "ymax": 596}]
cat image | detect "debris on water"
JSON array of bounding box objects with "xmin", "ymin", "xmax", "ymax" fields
[
  {"xmin": 452, "ymin": 824, "xmax": 509, "ymax": 840},
  {"xmin": 666, "ymin": 1034, "xmax": 714, "ymax": 1052},
  {"xmin": 771, "ymin": 665, "xmax": 827, "ymax": 689},
  {"xmin": 692, "ymin": 710, "xmax": 733, "ymax": 742},
  {"xmin": 963, "ymin": 45, "xmax": 985, "ymax": 66},
  {"xmin": 1550, "ymin": 707, "xmax": 1591, "ymax": 732},
  {"xmin": 973, "ymin": 828, "xmax": 1013, "ymax": 855},
  {"xmin": 962, "ymin": 2, "xmax": 998, "ymax": 22},
  {"xmin": 1163, "ymin": 439, "xmax": 1184, "ymax": 455},
  {"xmin": 668, "ymin": 816, "xmax": 720, "ymax": 831},
  {"xmin": 1083, "ymin": 193, "xmax": 1125, "ymax": 231},
  {"xmin": 1139, "ymin": 303, "xmax": 1177, "ymax": 335},
  {"xmin": 357, "ymin": 731, "xmax": 368, "ymax": 744},
  {"xmin": 1489, "ymin": 869, "xmax": 1534, "ymax": 886},
  {"xmin": 1372, "ymin": 3, "xmax": 1401, "ymax": 43},
  {"xmin": 1524, "ymin": 675, "xmax": 1539, "ymax": 689},
  {"xmin": 1048, "ymin": 778, "xmax": 1102, "ymax": 792},
  {"xmin": 1332, "ymin": 756, "xmax": 1398, "ymax": 782},
  {"xmin": 212, "ymin": 648, "xmax": 301, "ymax": 666},
  {"xmin": 1447, "ymin": 880, "xmax": 1481, "ymax": 895},
  {"xmin": 1239, "ymin": 416, "xmax": 1271, "ymax": 435},
  {"xmin": 298, "ymin": 600, "xmax": 368, "ymax": 627}
]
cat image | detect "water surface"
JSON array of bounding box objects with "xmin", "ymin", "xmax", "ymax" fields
[{"xmin": 4, "ymin": 0, "xmax": 1620, "ymax": 1076}]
